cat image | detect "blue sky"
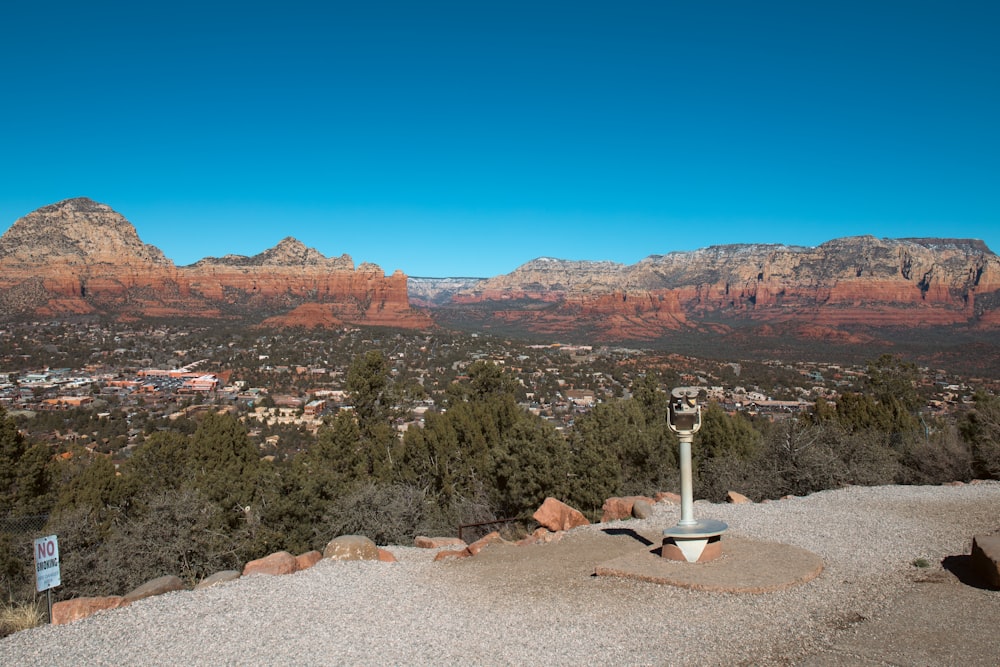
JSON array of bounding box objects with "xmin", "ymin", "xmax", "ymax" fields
[{"xmin": 2, "ymin": 1, "xmax": 997, "ymax": 277}]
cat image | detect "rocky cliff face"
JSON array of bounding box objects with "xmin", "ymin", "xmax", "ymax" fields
[
  {"xmin": 449, "ymin": 236, "xmax": 1000, "ymax": 341},
  {"xmin": 407, "ymin": 276, "xmax": 485, "ymax": 307},
  {"xmin": 5, "ymin": 198, "xmax": 997, "ymax": 351},
  {"xmin": 0, "ymin": 198, "xmax": 430, "ymax": 328}
]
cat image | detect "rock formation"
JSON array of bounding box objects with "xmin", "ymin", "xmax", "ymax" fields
[
  {"xmin": 445, "ymin": 237, "xmax": 1000, "ymax": 342},
  {"xmin": 0, "ymin": 198, "xmax": 431, "ymax": 328},
  {"xmin": 4, "ymin": 199, "xmax": 998, "ymax": 355}
]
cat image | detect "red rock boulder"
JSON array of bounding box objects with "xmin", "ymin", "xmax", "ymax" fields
[
  {"xmin": 726, "ymin": 491, "xmax": 752, "ymax": 504},
  {"xmin": 414, "ymin": 536, "xmax": 467, "ymax": 549},
  {"xmin": 533, "ymin": 497, "xmax": 589, "ymax": 532},
  {"xmin": 655, "ymin": 492, "xmax": 681, "ymax": 505},
  {"xmin": 244, "ymin": 551, "xmax": 299, "ymax": 577},
  {"xmin": 601, "ymin": 496, "xmax": 655, "ymax": 521},
  {"xmin": 52, "ymin": 596, "xmax": 127, "ymax": 625},
  {"xmin": 971, "ymin": 535, "xmax": 1000, "ymax": 589},
  {"xmin": 468, "ymin": 531, "xmax": 507, "ymax": 556},
  {"xmin": 295, "ymin": 550, "xmax": 323, "ymax": 571}
]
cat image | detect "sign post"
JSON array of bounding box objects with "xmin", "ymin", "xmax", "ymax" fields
[{"xmin": 34, "ymin": 535, "xmax": 60, "ymax": 623}]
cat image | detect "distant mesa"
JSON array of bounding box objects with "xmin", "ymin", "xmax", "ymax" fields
[{"xmin": 442, "ymin": 234, "xmax": 1000, "ymax": 343}]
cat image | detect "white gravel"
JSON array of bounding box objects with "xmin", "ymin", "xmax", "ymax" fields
[{"xmin": 2, "ymin": 482, "xmax": 999, "ymax": 666}]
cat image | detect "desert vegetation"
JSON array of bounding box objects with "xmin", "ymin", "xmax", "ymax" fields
[{"xmin": 0, "ymin": 349, "xmax": 997, "ymax": 620}]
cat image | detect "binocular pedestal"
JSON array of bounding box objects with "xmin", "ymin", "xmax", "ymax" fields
[{"xmin": 663, "ymin": 406, "xmax": 727, "ymax": 563}]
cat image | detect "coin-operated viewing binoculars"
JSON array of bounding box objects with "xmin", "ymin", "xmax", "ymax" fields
[
  {"xmin": 668, "ymin": 387, "xmax": 701, "ymax": 434},
  {"xmin": 662, "ymin": 387, "xmax": 728, "ymax": 562}
]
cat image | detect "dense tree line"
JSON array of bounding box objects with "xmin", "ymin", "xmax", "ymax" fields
[{"xmin": 1, "ymin": 353, "xmax": 998, "ymax": 606}]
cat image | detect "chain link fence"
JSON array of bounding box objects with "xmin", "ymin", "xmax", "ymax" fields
[
  {"xmin": 0, "ymin": 514, "xmax": 50, "ymax": 604},
  {"xmin": 0, "ymin": 514, "xmax": 49, "ymax": 535}
]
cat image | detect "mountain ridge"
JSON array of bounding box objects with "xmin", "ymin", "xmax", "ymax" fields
[
  {"xmin": 2, "ymin": 199, "xmax": 999, "ymax": 369},
  {"xmin": 0, "ymin": 198, "xmax": 428, "ymax": 328}
]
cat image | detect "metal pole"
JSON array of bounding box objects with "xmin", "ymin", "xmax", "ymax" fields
[
  {"xmin": 678, "ymin": 432, "xmax": 695, "ymax": 526},
  {"xmin": 47, "ymin": 588, "xmax": 53, "ymax": 624}
]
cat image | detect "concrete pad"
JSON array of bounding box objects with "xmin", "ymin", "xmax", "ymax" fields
[
  {"xmin": 594, "ymin": 536, "xmax": 823, "ymax": 593},
  {"xmin": 795, "ymin": 581, "xmax": 1000, "ymax": 666}
]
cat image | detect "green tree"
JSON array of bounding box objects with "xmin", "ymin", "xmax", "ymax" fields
[
  {"xmin": 278, "ymin": 411, "xmax": 369, "ymax": 550},
  {"xmin": 55, "ymin": 455, "xmax": 126, "ymax": 517},
  {"xmin": 959, "ymin": 393, "xmax": 1000, "ymax": 479},
  {"xmin": 466, "ymin": 360, "xmax": 521, "ymax": 401},
  {"xmin": 866, "ymin": 354, "xmax": 921, "ymax": 413},
  {"xmin": 121, "ymin": 431, "xmax": 190, "ymax": 498},
  {"xmin": 696, "ymin": 402, "xmax": 760, "ymax": 461},
  {"xmin": 346, "ymin": 350, "xmax": 391, "ymax": 439},
  {"xmin": 492, "ymin": 418, "xmax": 571, "ymax": 518},
  {"xmin": 186, "ymin": 412, "xmax": 263, "ymax": 516},
  {"xmin": 0, "ymin": 408, "xmax": 55, "ymax": 516},
  {"xmin": 399, "ymin": 362, "xmax": 576, "ymax": 524},
  {"xmin": 569, "ymin": 393, "xmax": 677, "ymax": 501},
  {"xmin": 345, "ymin": 351, "xmax": 398, "ymax": 477}
]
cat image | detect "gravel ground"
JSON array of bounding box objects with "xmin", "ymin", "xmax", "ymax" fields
[{"xmin": 2, "ymin": 482, "xmax": 998, "ymax": 666}]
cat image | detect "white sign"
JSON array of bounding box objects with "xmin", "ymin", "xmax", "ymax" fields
[{"xmin": 34, "ymin": 534, "xmax": 60, "ymax": 592}]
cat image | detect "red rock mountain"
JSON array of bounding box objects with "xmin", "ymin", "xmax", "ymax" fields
[
  {"xmin": 441, "ymin": 237, "xmax": 1000, "ymax": 345},
  {"xmin": 0, "ymin": 198, "xmax": 430, "ymax": 328},
  {"xmin": 3, "ymin": 198, "xmax": 999, "ymax": 365}
]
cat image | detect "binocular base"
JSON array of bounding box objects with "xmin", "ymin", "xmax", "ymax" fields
[{"xmin": 663, "ymin": 519, "xmax": 728, "ymax": 563}]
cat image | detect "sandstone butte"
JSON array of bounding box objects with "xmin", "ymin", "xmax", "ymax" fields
[{"xmin": 0, "ymin": 198, "xmax": 431, "ymax": 329}]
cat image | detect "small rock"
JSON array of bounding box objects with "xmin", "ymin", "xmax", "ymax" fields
[
  {"xmin": 52, "ymin": 596, "xmax": 127, "ymax": 625},
  {"xmin": 601, "ymin": 497, "xmax": 633, "ymax": 522},
  {"xmin": 194, "ymin": 570, "xmax": 242, "ymax": 590},
  {"xmin": 244, "ymin": 551, "xmax": 299, "ymax": 576},
  {"xmin": 516, "ymin": 527, "xmax": 564, "ymax": 546},
  {"xmin": 468, "ymin": 531, "xmax": 506, "ymax": 556},
  {"xmin": 377, "ymin": 548, "xmax": 397, "ymax": 563},
  {"xmin": 414, "ymin": 536, "xmax": 467, "ymax": 549},
  {"xmin": 533, "ymin": 497, "xmax": 589, "ymax": 531},
  {"xmin": 434, "ymin": 549, "xmax": 471, "ymax": 561},
  {"xmin": 726, "ymin": 491, "xmax": 752, "ymax": 504},
  {"xmin": 324, "ymin": 534, "xmax": 380, "ymax": 561},
  {"xmin": 123, "ymin": 575, "xmax": 186, "ymax": 604},
  {"xmin": 655, "ymin": 492, "xmax": 682, "ymax": 505},
  {"xmin": 631, "ymin": 498, "xmax": 654, "ymax": 519},
  {"xmin": 295, "ymin": 550, "xmax": 323, "ymax": 571},
  {"xmin": 602, "ymin": 496, "xmax": 656, "ymax": 521}
]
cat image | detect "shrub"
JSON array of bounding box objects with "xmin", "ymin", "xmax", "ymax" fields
[
  {"xmin": 895, "ymin": 424, "xmax": 972, "ymax": 485},
  {"xmin": 45, "ymin": 489, "xmax": 245, "ymax": 598},
  {"xmin": 322, "ymin": 482, "xmax": 433, "ymax": 546},
  {"xmin": 960, "ymin": 394, "xmax": 1000, "ymax": 480},
  {"xmin": 0, "ymin": 599, "xmax": 44, "ymax": 637},
  {"xmin": 98, "ymin": 488, "xmax": 245, "ymax": 591}
]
